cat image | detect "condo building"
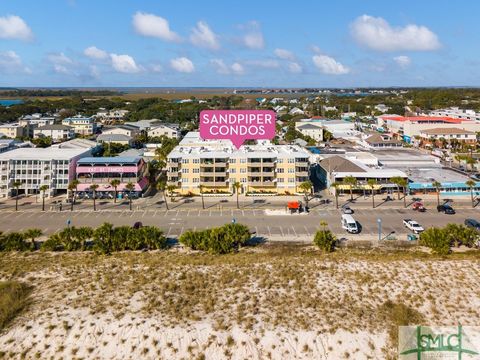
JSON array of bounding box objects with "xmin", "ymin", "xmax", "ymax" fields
[
  {"xmin": 0, "ymin": 147, "xmax": 91, "ymax": 198},
  {"xmin": 166, "ymin": 132, "xmax": 311, "ymax": 195},
  {"xmin": 62, "ymin": 116, "xmax": 97, "ymax": 135},
  {"xmin": 75, "ymin": 157, "xmax": 149, "ymax": 195}
]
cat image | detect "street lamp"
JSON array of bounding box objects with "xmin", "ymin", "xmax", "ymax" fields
[{"xmin": 377, "ymin": 218, "xmax": 382, "ymax": 241}]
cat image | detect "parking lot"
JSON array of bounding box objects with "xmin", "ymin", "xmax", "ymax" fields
[{"xmin": 1, "ymin": 207, "xmax": 479, "ymax": 241}]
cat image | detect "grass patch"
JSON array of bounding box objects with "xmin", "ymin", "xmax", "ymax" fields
[{"xmin": 0, "ymin": 281, "xmax": 32, "ymax": 331}]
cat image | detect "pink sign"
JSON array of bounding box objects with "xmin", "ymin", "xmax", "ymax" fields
[{"xmin": 200, "ymin": 110, "xmax": 276, "ymax": 148}]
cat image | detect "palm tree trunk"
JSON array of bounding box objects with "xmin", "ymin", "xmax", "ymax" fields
[
  {"xmin": 436, "ymin": 192, "xmax": 440, "ymax": 206},
  {"xmin": 201, "ymin": 193, "xmax": 205, "ymax": 209},
  {"xmin": 349, "ymin": 187, "xmax": 353, "ymax": 201},
  {"xmin": 42, "ymin": 194, "xmax": 45, "ymax": 211},
  {"xmin": 114, "ymin": 189, "xmax": 117, "ymax": 203},
  {"xmin": 236, "ymin": 192, "xmax": 239, "ymax": 209},
  {"xmin": 403, "ymin": 187, "xmax": 407, "ymax": 208},
  {"xmin": 397, "ymin": 185, "xmax": 400, "ymax": 200},
  {"xmin": 335, "ymin": 193, "xmax": 338, "ymax": 209},
  {"xmin": 372, "ymin": 189, "xmax": 375, "ymax": 208},
  {"xmin": 163, "ymin": 191, "xmax": 169, "ymax": 210},
  {"xmin": 129, "ymin": 198, "xmax": 132, "ymax": 211},
  {"xmin": 93, "ymin": 193, "xmax": 96, "ymax": 211},
  {"xmin": 471, "ymin": 189, "xmax": 475, "ymax": 208},
  {"xmin": 15, "ymin": 194, "xmax": 18, "ymax": 211}
]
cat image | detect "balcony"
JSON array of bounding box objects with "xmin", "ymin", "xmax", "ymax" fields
[
  {"xmin": 201, "ymin": 181, "xmax": 228, "ymax": 187},
  {"xmin": 295, "ymin": 161, "xmax": 309, "ymax": 167},
  {"xmin": 249, "ymin": 181, "xmax": 277, "ymax": 187},
  {"xmin": 296, "ymin": 171, "xmax": 309, "ymax": 177}
]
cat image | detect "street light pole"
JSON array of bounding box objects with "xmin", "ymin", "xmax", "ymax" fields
[{"xmin": 377, "ymin": 218, "xmax": 382, "ymax": 241}]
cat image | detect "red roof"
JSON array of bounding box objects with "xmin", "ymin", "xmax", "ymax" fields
[{"xmin": 380, "ymin": 115, "xmax": 469, "ymax": 124}]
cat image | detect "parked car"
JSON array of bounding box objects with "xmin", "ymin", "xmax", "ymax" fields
[
  {"xmin": 464, "ymin": 218, "xmax": 480, "ymax": 231},
  {"xmin": 403, "ymin": 219, "xmax": 425, "ymax": 234},
  {"xmin": 412, "ymin": 202, "xmax": 426, "ymax": 212},
  {"xmin": 341, "ymin": 206, "xmax": 354, "ymax": 214},
  {"xmin": 437, "ymin": 204, "xmax": 455, "ymax": 214},
  {"xmin": 341, "ymin": 214, "xmax": 359, "ymax": 233}
]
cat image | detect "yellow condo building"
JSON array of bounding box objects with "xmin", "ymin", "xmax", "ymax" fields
[{"xmin": 166, "ymin": 132, "xmax": 311, "ymax": 195}]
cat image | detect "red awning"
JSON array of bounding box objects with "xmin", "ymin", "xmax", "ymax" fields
[{"xmin": 287, "ymin": 201, "xmax": 300, "ymax": 209}]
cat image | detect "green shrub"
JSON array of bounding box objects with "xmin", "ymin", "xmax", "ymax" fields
[
  {"xmin": 0, "ymin": 232, "xmax": 32, "ymax": 251},
  {"xmin": 0, "ymin": 281, "xmax": 31, "ymax": 331},
  {"xmin": 444, "ymin": 224, "xmax": 478, "ymax": 247},
  {"xmin": 313, "ymin": 230, "xmax": 337, "ymax": 252},
  {"xmin": 419, "ymin": 227, "xmax": 450, "ymax": 255},
  {"xmin": 179, "ymin": 223, "xmax": 251, "ymax": 254}
]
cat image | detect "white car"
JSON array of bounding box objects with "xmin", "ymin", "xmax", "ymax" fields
[{"xmin": 403, "ymin": 219, "xmax": 424, "ymax": 234}]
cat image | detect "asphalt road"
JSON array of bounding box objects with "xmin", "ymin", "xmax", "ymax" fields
[{"xmin": 1, "ymin": 207, "xmax": 479, "ymax": 241}]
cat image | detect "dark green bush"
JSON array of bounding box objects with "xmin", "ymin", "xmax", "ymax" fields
[
  {"xmin": 179, "ymin": 223, "xmax": 251, "ymax": 254},
  {"xmin": 0, "ymin": 232, "xmax": 32, "ymax": 251},
  {"xmin": 313, "ymin": 230, "xmax": 337, "ymax": 252},
  {"xmin": 419, "ymin": 227, "xmax": 450, "ymax": 255}
]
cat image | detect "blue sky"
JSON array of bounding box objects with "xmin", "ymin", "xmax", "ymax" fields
[{"xmin": 0, "ymin": 0, "xmax": 479, "ymax": 87}]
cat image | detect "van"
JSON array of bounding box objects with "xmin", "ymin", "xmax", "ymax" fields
[{"xmin": 341, "ymin": 214, "xmax": 359, "ymax": 233}]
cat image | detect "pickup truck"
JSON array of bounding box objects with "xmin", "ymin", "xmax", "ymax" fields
[{"xmin": 403, "ymin": 219, "xmax": 424, "ymax": 234}]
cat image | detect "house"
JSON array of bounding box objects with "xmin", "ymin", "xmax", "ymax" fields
[
  {"xmin": 289, "ymin": 107, "xmax": 305, "ymax": 116},
  {"xmin": 296, "ymin": 123, "xmax": 323, "ymax": 142},
  {"xmin": 97, "ymin": 133, "xmax": 133, "ymax": 146},
  {"xmin": 374, "ymin": 104, "xmax": 390, "ymax": 113},
  {"xmin": 101, "ymin": 125, "xmax": 140, "ymax": 138},
  {"xmin": 147, "ymin": 124, "xmax": 180, "ymax": 139},
  {"xmin": 124, "ymin": 119, "xmax": 163, "ymax": 132},
  {"xmin": 95, "ymin": 109, "xmax": 129, "ymax": 124},
  {"xmin": 0, "ymin": 123, "xmax": 27, "ymax": 139},
  {"xmin": 363, "ymin": 133, "xmax": 403, "ymax": 149},
  {"xmin": 62, "ymin": 116, "xmax": 97, "ymax": 135},
  {"xmin": 33, "ymin": 125, "xmax": 75, "ymax": 142}
]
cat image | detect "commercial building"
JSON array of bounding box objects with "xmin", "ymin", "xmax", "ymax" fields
[
  {"xmin": 0, "ymin": 147, "xmax": 91, "ymax": 198},
  {"xmin": 378, "ymin": 115, "xmax": 480, "ymax": 143},
  {"xmin": 75, "ymin": 157, "xmax": 148, "ymax": 195},
  {"xmin": 0, "ymin": 123, "xmax": 26, "ymax": 139},
  {"xmin": 362, "ymin": 133, "xmax": 403, "ymax": 149},
  {"xmin": 428, "ymin": 107, "xmax": 480, "ymax": 121},
  {"xmin": 62, "ymin": 116, "xmax": 97, "ymax": 135},
  {"xmin": 166, "ymin": 132, "xmax": 311, "ymax": 195},
  {"xmin": 418, "ymin": 127, "xmax": 477, "ymax": 145},
  {"xmin": 101, "ymin": 125, "xmax": 140, "ymax": 138},
  {"xmin": 33, "ymin": 125, "xmax": 75, "ymax": 142}
]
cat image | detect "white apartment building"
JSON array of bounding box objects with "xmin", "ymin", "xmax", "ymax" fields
[
  {"xmin": 0, "ymin": 147, "xmax": 91, "ymax": 198},
  {"xmin": 33, "ymin": 125, "xmax": 75, "ymax": 142},
  {"xmin": 167, "ymin": 132, "xmax": 310, "ymax": 195},
  {"xmin": 62, "ymin": 116, "xmax": 97, "ymax": 135},
  {"xmin": 296, "ymin": 123, "xmax": 323, "ymax": 142},
  {"xmin": 428, "ymin": 107, "xmax": 480, "ymax": 121},
  {"xmin": 147, "ymin": 124, "xmax": 180, "ymax": 139}
]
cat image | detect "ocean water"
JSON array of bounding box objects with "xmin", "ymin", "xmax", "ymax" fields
[{"xmin": 0, "ymin": 99, "xmax": 24, "ymax": 106}]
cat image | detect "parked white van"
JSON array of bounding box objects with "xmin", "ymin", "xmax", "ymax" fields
[{"xmin": 341, "ymin": 214, "xmax": 359, "ymax": 233}]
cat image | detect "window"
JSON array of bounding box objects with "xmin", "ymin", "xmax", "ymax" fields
[
  {"xmin": 288, "ymin": 158, "xmax": 295, "ymax": 164},
  {"xmin": 241, "ymin": 178, "xmax": 247, "ymax": 183},
  {"xmin": 193, "ymin": 178, "xmax": 199, "ymax": 183},
  {"xmin": 277, "ymin": 168, "xmax": 284, "ymax": 173},
  {"xmin": 193, "ymin": 159, "xmax": 200, "ymax": 164},
  {"xmin": 288, "ymin": 178, "xmax": 295, "ymax": 183},
  {"xmin": 240, "ymin": 159, "xmax": 246, "ymax": 163},
  {"xmin": 193, "ymin": 168, "xmax": 200, "ymax": 173},
  {"xmin": 240, "ymin": 168, "xmax": 246, "ymax": 173},
  {"xmin": 182, "ymin": 159, "xmax": 189, "ymax": 164},
  {"xmin": 181, "ymin": 168, "xmax": 189, "ymax": 173},
  {"xmin": 288, "ymin": 168, "xmax": 295, "ymax": 173},
  {"xmin": 230, "ymin": 169, "xmax": 236, "ymax": 174},
  {"xmin": 181, "ymin": 178, "xmax": 189, "ymax": 183},
  {"xmin": 277, "ymin": 178, "xmax": 284, "ymax": 183},
  {"xmin": 277, "ymin": 159, "xmax": 283, "ymax": 164},
  {"xmin": 230, "ymin": 159, "xmax": 236, "ymax": 164}
]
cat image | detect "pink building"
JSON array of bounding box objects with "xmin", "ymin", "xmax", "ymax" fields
[{"xmin": 76, "ymin": 157, "xmax": 149, "ymax": 194}]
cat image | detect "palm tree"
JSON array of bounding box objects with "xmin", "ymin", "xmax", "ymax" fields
[
  {"xmin": 397, "ymin": 178, "xmax": 409, "ymax": 208},
  {"xmin": 167, "ymin": 184, "xmax": 176, "ymax": 202},
  {"xmin": 432, "ymin": 180, "xmax": 442, "ymax": 206},
  {"xmin": 23, "ymin": 228, "xmax": 42, "ymax": 250},
  {"xmin": 233, "ymin": 181, "xmax": 242, "ymax": 209},
  {"xmin": 12, "ymin": 181, "xmax": 21, "ymax": 211},
  {"xmin": 39, "ymin": 184, "xmax": 49, "ymax": 211},
  {"xmin": 156, "ymin": 180, "xmax": 169, "ymax": 210},
  {"xmin": 125, "ymin": 182, "xmax": 135, "ymax": 211},
  {"xmin": 110, "ymin": 179, "xmax": 120, "ymax": 203},
  {"xmin": 199, "ymin": 184, "xmax": 205, "ymax": 210},
  {"xmin": 343, "ymin": 176, "xmax": 357, "ymax": 201},
  {"xmin": 367, "ymin": 179, "xmax": 377, "ymax": 208},
  {"xmin": 331, "ymin": 182, "xmax": 340, "ymax": 209},
  {"xmin": 299, "ymin": 180, "xmax": 313, "ymax": 209},
  {"xmin": 466, "ymin": 179, "xmax": 477, "ymax": 208},
  {"xmin": 389, "ymin": 176, "xmax": 403, "ymax": 200},
  {"xmin": 466, "ymin": 157, "xmax": 477, "ymax": 172},
  {"xmin": 68, "ymin": 179, "xmax": 79, "ymax": 211},
  {"xmin": 89, "ymin": 184, "xmax": 99, "ymax": 211}
]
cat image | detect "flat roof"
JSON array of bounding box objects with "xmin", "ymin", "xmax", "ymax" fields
[
  {"xmin": 0, "ymin": 147, "xmax": 90, "ymax": 160},
  {"xmin": 420, "ymin": 127, "xmax": 475, "ymax": 135},
  {"xmin": 388, "ymin": 165, "xmax": 470, "ymax": 184},
  {"xmin": 77, "ymin": 156, "xmax": 141, "ymax": 165}
]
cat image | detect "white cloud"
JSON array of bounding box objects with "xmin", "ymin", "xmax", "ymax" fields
[
  {"xmin": 0, "ymin": 50, "xmax": 30, "ymax": 74},
  {"xmin": 84, "ymin": 46, "xmax": 108, "ymax": 60},
  {"xmin": 151, "ymin": 64, "xmax": 163, "ymax": 73},
  {"xmin": 48, "ymin": 52, "xmax": 73, "ymax": 65},
  {"xmin": 53, "ymin": 64, "xmax": 69, "ymax": 74},
  {"xmin": 274, "ymin": 48, "xmax": 295, "ymax": 61},
  {"xmin": 393, "ymin": 55, "xmax": 411, "ymax": 69},
  {"xmin": 288, "ymin": 62, "xmax": 302, "ymax": 74},
  {"xmin": 110, "ymin": 53, "xmax": 141, "ymax": 73},
  {"xmin": 132, "ymin": 11, "xmax": 181, "ymax": 42},
  {"xmin": 240, "ymin": 21, "xmax": 264, "ymax": 49},
  {"xmin": 351, "ymin": 15, "xmax": 441, "ymax": 51},
  {"xmin": 170, "ymin": 57, "xmax": 194, "ymax": 73},
  {"xmin": 310, "ymin": 45, "xmax": 322, "ymax": 54},
  {"xmin": 246, "ymin": 59, "xmax": 279, "ymax": 69},
  {"xmin": 89, "ymin": 65, "xmax": 100, "ymax": 78},
  {"xmin": 211, "ymin": 59, "xmax": 244, "ymax": 75},
  {"xmin": 0, "ymin": 15, "xmax": 33, "ymax": 41},
  {"xmin": 231, "ymin": 62, "xmax": 244, "ymax": 74},
  {"xmin": 312, "ymin": 55, "xmax": 350, "ymax": 75},
  {"xmin": 190, "ymin": 21, "xmax": 219, "ymax": 50}
]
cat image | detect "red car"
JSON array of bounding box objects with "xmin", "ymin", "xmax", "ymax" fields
[{"xmin": 412, "ymin": 202, "xmax": 426, "ymax": 212}]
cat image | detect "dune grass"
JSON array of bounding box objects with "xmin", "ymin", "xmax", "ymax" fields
[{"xmin": 0, "ymin": 281, "xmax": 31, "ymax": 331}]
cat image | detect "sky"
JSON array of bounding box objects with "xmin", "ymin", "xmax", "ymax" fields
[{"xmin": 0, "ymin": 0, "xmax": 479, "ymax": 88}]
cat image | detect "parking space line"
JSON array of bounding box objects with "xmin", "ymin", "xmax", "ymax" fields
[
  {"xmin": 280, "ymin": 226, "xmax": 284, "ymax": 237},
  {"xmin": 255, "ymin": 226, "xmax": 259, "ymax": 236},
  {"xmin": 209, "ymin": 210, "xmax": 212, "ymax": 216},
  {"xmin": 292, "ymin": 226, "xmax": 297, "ymax": 237},
  {"xmin": 167, "ymin": 226, "xmax": 172, "ymax": 236},
  {"xmin": 142, "ymin": 211, "xmax": 146, "ymax": 218},
  {"xmin": 179, "ymin": 226, "xmax": 184, "ymax": 236},
  {"xmin": 242, "ymin": 210, "xmax": 245, "ymax": 216},
  {"xmin": 268, "ymin": 226, "xmax": 272, "ymax": 237},
  {"xmin": 187, "ymin": 210, "xmax": 191, "ymax": 216},
  {"xmin": 304, "ymin": 226, "xmax": 310, "ymax": 236}
]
